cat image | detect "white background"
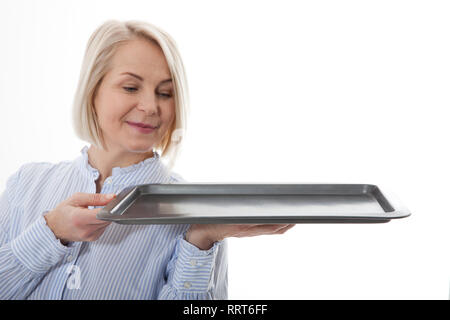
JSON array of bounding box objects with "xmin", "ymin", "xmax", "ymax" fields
[{"xmin": 0, "ymin": 0, "xmax": 448, "ymax": 299}]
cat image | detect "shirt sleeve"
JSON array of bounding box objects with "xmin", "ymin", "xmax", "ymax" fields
[
  {"xmin": 0, "ymin": 165, "xmax": 71, "ymax": 299},
  {"xmin": 157, "ymin": 172, "xmax": 228, "ymax": 299},
  {"xmin": 157, "ymin": 230, "xmax": 228, "ymax": 300}
]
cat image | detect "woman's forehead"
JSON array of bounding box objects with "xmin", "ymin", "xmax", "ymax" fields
[
  {"xmin": 98, "ymin": 40, "xmax": 170, "ymax": 84},
  {"xmin": 112, "ymin": 39, "xmax": 167, "ymax": 65}
]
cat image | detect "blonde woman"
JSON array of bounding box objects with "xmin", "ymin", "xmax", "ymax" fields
[{"xmin": 0, "ymin": 20, "xmax": 295, "ymax": 299}]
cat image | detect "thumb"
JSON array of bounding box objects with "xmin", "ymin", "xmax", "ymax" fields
[{"xmin": 70, "ymin": 192, "xmax": 116, "ymax": 207}]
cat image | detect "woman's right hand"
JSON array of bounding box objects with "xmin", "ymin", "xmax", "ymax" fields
[{"xmin": 43, "ymin": 192, "xmax": 116, "ymax": 245}]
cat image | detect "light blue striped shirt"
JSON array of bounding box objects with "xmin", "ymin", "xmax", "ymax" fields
[{"xmin": 0, "ymin": 145, "xmax": 227, "ymax": 299}]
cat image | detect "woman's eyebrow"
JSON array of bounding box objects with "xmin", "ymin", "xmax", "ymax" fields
[{"xmin": 120, "ymin": 72, "xmax": 172, "ymax": 84}]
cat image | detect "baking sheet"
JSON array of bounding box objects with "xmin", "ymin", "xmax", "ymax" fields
[{"xmin": 96, "ymin": 183, "xmax": 411, "ymax": 224}]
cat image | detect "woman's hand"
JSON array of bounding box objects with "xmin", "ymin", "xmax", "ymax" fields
[
  {"xmin": 185, "ymin": 223, "xmax": 296, "ymax": 250},
  {"xmin": 43, "ymin": 192, "xmax": 116, "ymax": 245}
]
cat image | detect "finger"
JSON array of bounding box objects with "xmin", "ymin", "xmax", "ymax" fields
[
  {"xmin": 78, "ymin": 205, "xmax": 115, "ymax": 225},
  {"xmin": 266, "ymin": 223, "xmax": 293, "ymax": 233},
  {"xmin": 70, "ymin": 192, "xmax": 116, "ymax": 208},
  {"xmin": 73, "ymin": 209, "xmax": 113, "ymax": 227},
  {"xmin": 85, "ymin": 215, "xmax": 112, "ymax": 226},
  {"xmin": 230, "ymin": 224, "xmax": 268, "ymax": 235},
  {"xmin": 251, "ymin": 223, "xmax": 291, "ymax": 231},
  {"xmin": 274, "ymin": 224, "xmax": 296, "ymax": 234},
  {"xmin": 272, "ymin": 223, "xmax": 295, "ymax": 233},
  {"xmin": 238, "ymin": 224, "xmax": 292, "ymax": 237}
]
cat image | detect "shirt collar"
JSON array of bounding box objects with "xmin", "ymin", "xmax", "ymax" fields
[{"xmin": 74, "ymin": 145, "xmax": 166, "ymax": 183}]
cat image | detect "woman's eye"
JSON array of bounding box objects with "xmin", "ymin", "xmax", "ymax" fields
[
  {"xmin": 123, "ymin": 87, "xmax": 137, "ymax": 92},
  {"xmin": 123, "ymin": 87, "xmax": 172, "ymax": 98},
  {"xmin": 158, "ymin": 93, "xmax": 172, "ymax": 98}
]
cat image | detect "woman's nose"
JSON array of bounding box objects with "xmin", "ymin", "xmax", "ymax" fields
[{"xmin": 138, "ymin": 93, "xmax": 160, "ymax": 116}]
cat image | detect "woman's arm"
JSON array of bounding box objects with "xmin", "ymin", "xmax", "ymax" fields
[
  {"xmin": 157, "ymin": 174, "xmax": 227, "ymax": 299},
  {"xmin": 0, "ymin": 167, "xmax": 71, "ymax": 299},
  {"xmin": 157, "ymin": 223, "xmax": 294, "ymax": 299},
  {"xmin": 157, "ymin": 229, "xmax": 228, "ymax": 300}
]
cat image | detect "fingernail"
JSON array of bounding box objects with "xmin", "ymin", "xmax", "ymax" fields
[{"xmin": 105, "ymin": 194, "xmax": 115, "ymax": 199}]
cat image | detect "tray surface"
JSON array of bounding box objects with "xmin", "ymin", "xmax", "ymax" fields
[{"xmin": 96, "ymin": 183, "xmax": 411, "ymax": 224}]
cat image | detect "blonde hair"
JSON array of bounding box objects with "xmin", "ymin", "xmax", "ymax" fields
[{"xmin": 72, "ymin": 19, "xmax": 189, "ymax": 170}]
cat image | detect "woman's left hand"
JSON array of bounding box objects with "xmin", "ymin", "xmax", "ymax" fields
[{"xmin": 185, "ymin": 223, "xmax": 296, "ymax": 250}]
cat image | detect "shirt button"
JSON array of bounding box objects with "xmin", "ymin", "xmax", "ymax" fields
[
  {"xmin": 106, "ymin": 179, "xmax": 112, "ymax": 184},
  {"xmin": 183, "ymin": 281, "xmax": 192, "ymax": 289},
  {"xmin": 67, "ymin": 255, "xmax": 73, "ymax": 262},
  {"xmin": 189, "ymin": 259, "xmax": 197, "ymax": 266}
]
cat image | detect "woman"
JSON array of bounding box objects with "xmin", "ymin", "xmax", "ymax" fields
[{"xmin": 0, "ymin": 19, "xmax": 295, "ymax": 299}]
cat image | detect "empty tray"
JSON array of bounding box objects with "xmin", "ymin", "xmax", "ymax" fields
[{"xmin": 96, "ymin": 183, "xmax": 411, "ymax": 224}]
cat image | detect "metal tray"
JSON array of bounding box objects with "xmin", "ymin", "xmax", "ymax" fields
[{"xmin": 96, "ymin": 183, "xmax": 410, "ymax": 224}]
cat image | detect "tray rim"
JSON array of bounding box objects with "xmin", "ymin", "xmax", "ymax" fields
[{"xmin": 96, "ymin": 183, "xmax": 411, "ymax": 224}]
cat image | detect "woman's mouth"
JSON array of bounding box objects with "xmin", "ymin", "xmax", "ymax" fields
[{"xmin": 127, "ymin": 121, "xmax": 159, "ymax": 134}]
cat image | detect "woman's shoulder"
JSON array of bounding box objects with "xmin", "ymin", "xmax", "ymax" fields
[
  {"xmin": 8, "ymin": 160, "xmax": 73, "ymax": 191},
  {"xmin": 16, "ymin": 160, "xmax": 72, "ymax": 179},
  {"xmin": 4, "ymin": 160, "xmax": 72, "ymax": 205}
]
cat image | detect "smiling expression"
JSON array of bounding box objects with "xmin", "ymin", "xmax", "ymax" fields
[{"xmin": 93, "ymin": 38, "xmax": 175, "ymax": 153}]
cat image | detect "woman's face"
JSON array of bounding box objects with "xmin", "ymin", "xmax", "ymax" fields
[{"xmin": 93, "ymin": 38, "xmax": 175, "ymax": 154}]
